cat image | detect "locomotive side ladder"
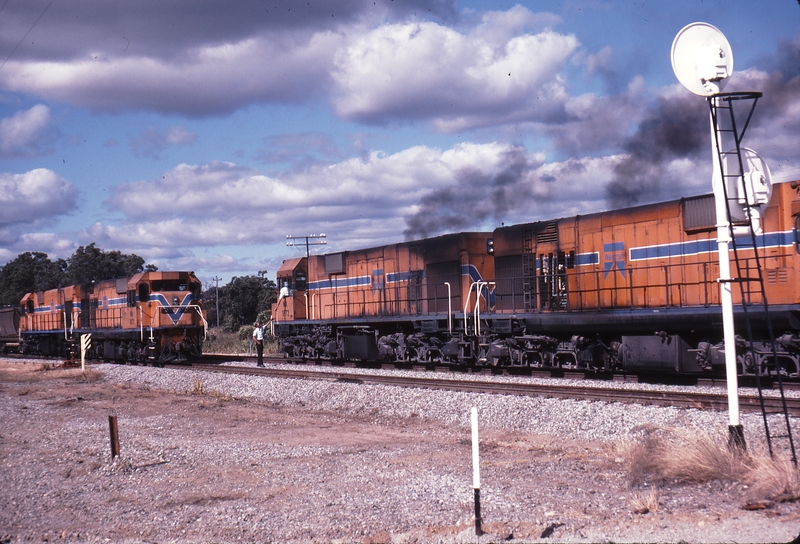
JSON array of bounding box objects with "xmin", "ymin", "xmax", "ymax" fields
[
  {"xmin": 522, "ymin": 225, "xmax": 535, "ymax": 312},
  {"xmin": 709, "ymin": 92, "xmax": 797, "ymax": 464}
]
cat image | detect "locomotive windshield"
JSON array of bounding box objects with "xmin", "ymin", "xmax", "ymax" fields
[{"xmin": 151, "ymin": 280, "xmax": 196, "ymax": 291}]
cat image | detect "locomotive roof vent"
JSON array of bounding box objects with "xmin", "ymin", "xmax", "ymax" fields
[{"xmin": 536, "ymin": 222, "xmax": 559, "ymax": 244}]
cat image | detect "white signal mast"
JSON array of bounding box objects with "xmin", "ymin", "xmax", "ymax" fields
[{"xmin": 671, "ymin": 22, "xmax": 772, "ymax": 449}]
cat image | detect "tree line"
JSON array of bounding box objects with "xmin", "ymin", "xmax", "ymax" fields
[
  {"xmin": 202, "ymin": 271, "xmax": 276, "ymax": 332},
  {"xmin": 0, "ymin": 244, "xmax": 276, "ymax": 332}
]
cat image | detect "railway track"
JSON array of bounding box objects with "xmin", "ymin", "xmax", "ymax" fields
[
  {"xmin": 5, "ymin": 352, "xmax": 797, "ymax": 416},
  {"xmin": 171, "ymin": 359, "xmax": 800, "ymax": 417}
]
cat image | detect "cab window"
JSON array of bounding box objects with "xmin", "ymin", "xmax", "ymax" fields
[
  {"xmin": 796, "ymin": 216, "xmax": 800, "ymax": 253},
  {"xmin": 138, "ymin": 283, "xmax": 150, "ymax": 303},
  {"xmin": 294, "ymin": 269, "xmax": 307, "ymax": 291}
]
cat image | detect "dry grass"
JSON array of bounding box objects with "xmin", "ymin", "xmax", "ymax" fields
[
  {"xmin": 630, "ymin": 487, "xmax": 660, "ymax": 514},
  {"xmin": 624, "ymin": 425, "xmax": 800, "ymax": 501},
  {"xmin": 0, "ymin": 363, "xmax": 104, "ymax": 383},
  {"xmin": 189, "ymin": 378, "xmax": 235, "ymax": 401},
  {"xmin": 191, "ymin": 379, "xmax": 204, "ymax": 395},
  {"xmin": 203, "ymin": 328, "xmax": 279, "ymax": 356},
  {"xmin": 79, "ymin": 368, "xmax": 103, "ymax": 382},
  {"xmin": 210, "ymin": 389, "xmax": 234, "ymax": 401},
  {"xmin": 745, "ymin": 455, "xmax": 800, "ymax": 500}
]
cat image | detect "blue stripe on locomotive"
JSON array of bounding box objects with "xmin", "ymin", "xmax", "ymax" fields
[
  {"xmin": 308, "ymin": 275, "xmax": 372, "ymax": 290},
  {"xmin": 629, "ymin": 230, "xmax": 795, "ymax": 262},
  {"xmin": 27, "ymin": 293, "xmax": 194, "ymax": 329},
  {"xmin": 148, "ymin": 293, "xmax": 195, "ymax": 325}
]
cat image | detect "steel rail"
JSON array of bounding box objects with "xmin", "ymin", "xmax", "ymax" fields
[{"xmin": 172, "ymin": 362, "xmax": 800, "ymax": 417}]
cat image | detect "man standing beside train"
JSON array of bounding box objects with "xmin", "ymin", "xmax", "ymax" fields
[{"xmin": 253, "ymin": 321, "xmax": 266, "ymax": 367}]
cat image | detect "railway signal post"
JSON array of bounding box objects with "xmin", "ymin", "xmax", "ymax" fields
[{"xmin": 671, "ymin": 23, "xmax": 753, "ymax": 450}]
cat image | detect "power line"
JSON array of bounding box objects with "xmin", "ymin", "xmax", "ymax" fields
[{"xmin": 0, "ymin": 0, "xmax": 54, "ymax": 72}]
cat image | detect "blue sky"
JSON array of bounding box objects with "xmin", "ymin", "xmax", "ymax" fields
[{"xmin": 1, "ymin": 0, "xmax": 799, "ymax": 286}]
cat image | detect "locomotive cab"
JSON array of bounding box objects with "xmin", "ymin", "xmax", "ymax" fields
[
  {"xmin": 126, "ymin": 271, "xmax": 206, "ymax": 361},
  {"xmin": 273, "ymin": 258, "xmax": 308, "ymax": 322}
]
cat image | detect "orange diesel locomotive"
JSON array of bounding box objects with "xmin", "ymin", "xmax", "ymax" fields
[
  {"xmin": 19, "ymin": 271, "xmax": 207, "ymax": 363},
  {"xmin": 273, "ymin": 232, "xmax": 494, "ymax": 362},
  {"xmin": 488, "ymin": 180, "xmax": 800, "ymax": 375},
  {"xmin": 273, "ymin": 181, "xmax": 800, "ymax": 376}
]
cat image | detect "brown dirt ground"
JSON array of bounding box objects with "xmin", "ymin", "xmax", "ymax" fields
[{"xmin": 1, "ymin": 361, "xmax": 799, "ymax": 543}]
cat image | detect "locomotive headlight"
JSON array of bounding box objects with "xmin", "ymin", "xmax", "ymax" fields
[{"xmin": 172, "ymin": 295, "xmax": 179, "ymax": 306}]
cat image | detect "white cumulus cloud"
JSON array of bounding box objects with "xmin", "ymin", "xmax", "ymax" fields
[
  {"xmin": 0, "ymin": 105, "xmax": 56, "ymax": 158},
  {"xmin": 99, "ymin": 142, "xmax": 622, "ymax": 255},
  {"xmin": 332, "ymin": 7, "xmax": 579, "ymax": 131},
  {"xmin": 0, "ymin": 169, "xmax": 78, "ymax": 227}
]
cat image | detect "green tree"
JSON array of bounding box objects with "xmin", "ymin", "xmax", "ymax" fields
[
  {"xmin": 63, "ymin": 243, "xmax": 147, "ymax": 284},
  {"xmin": 206, "ymin": 271, "xmax": 276, "ymax": 332},
  {"xmin": 0, "ymin": 252, "xmax": 66, "ymax": 307},
  {"xmin": 0, "ymin": 244, "xmax": 157, "ymax": 307}
]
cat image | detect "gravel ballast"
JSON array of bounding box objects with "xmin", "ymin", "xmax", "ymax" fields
[{"xmin": 1, "ymin": 359, "xmax": 799, "ymax": 543}]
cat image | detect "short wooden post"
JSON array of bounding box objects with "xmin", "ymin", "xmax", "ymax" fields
[{"xmin": 108, "ymin": 416, "xmax": 120, "ymax": 459}]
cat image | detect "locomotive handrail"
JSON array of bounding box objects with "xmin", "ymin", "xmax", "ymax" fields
[
  {"xmin": 464, "ymin": 281, "xmax": 494, "ymax": 336},
  {"xmin": 187, "ymin": 304, "xmax": 208, "ymax": 340},
  {"xmin": 474, "ymin": 282, "xmax": 484, "ymax": 336},
  {"xmin": 444, "ymin": 282, "xmax": 452, "ymax": 334},
  {"xmin": 474, "ymin": 281, "xmax": 491, "ymax": 337},
  {"xmin": 464, "ymin": 282, "xmax": 476, "ymax": 334},
  {"xmin": 70, "ymin": 309, "xmax": 80, "ymax": 337}
]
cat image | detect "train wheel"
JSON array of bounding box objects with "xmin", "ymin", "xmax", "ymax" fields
[
  {"xmin": 776, "ymin": 356, "xmax": 799, "ymax": 377},
  {"xmin": 523, "ymin": 352, "xmax": 543, "ymax": 368},
  {"xmin": 741, "ymin": 352, "xmax": 757, "ymax": 375}
]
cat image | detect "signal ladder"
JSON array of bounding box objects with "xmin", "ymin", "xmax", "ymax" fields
[{"xmin": 710, "ymin": 91, "xmax": 797, "ymax": 464}]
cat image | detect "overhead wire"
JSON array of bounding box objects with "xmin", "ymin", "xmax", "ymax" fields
[{"xmin": 0, "ymin": 0, "xmax": 55, "ymax": 72}]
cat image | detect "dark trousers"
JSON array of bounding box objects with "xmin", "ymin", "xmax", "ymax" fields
[{"xmin": 256, "ymin": 341, "xmax": 264, "ymax": 366}]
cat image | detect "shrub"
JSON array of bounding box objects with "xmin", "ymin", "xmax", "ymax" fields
[
  {"xmin": 626, "ymin": 425, "xmax": 749, "ymax": 485},
  {"xmin": 624, "ymin": 424, "xmax": 800, "ymax": 502},
  {"xmin": 203, "ymin": 328, "xmax": 278, "ymax": 355},
  {"xmin": 630, "ymin": 487, "xmax": 660, "ymax": 514}
]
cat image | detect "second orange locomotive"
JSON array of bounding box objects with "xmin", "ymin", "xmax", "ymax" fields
[{"xmin": 273, "ymin": 180, "xmax": 800, "ymax": 376}]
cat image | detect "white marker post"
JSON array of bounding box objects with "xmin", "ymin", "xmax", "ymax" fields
[
  {"xmin": 471, "ymin": 406, "xmax": 483, "ymax": 536},
  {"xmin": 80, "ymin": 333, "xmax": 92, "ymax": 372}
]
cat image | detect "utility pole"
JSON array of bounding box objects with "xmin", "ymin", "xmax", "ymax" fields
[
  {"xmin": 286, "ymin": 234, "xmax": 327, "ymax": 257},
  {"xmin": 212, "ymin": 276, "xmax": 222, "ymax": 328}
]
